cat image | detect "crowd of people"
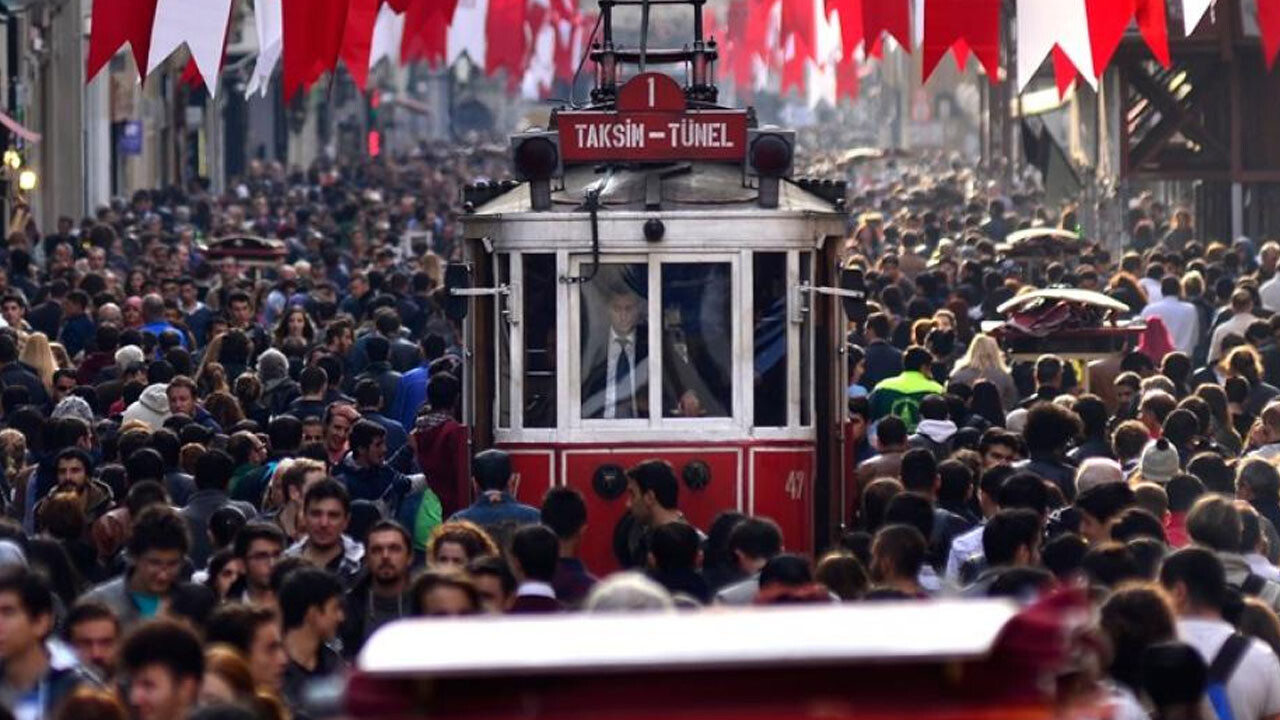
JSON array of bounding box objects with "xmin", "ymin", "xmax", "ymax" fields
[{"xmin": 0, "ymin": 140, "xmax": 1275, "ymax": 720}]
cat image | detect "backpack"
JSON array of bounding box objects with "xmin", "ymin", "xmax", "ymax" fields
[
  {"xmin": 1206, "ymin": 633, "xmax": 1253, "ymax": 720},
  {"xmin": 1222, "ymin": 573, "xmax": 1268, "ymax": 626}
]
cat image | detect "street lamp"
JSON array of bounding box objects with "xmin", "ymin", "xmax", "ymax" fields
[{"xmin": 17, "ymin": 168, "xmax": 35, "ymax": 191}]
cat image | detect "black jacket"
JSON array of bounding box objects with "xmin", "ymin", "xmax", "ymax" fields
[{"xmin": 862, "ymin": 339, "xmax": 903, "ymax": 390}]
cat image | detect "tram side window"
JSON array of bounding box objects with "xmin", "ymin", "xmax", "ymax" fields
[
  {"xmin": 498, "ymin": 255, "xmax": 511, "ymax": 428},
  {"xmin": 581, "ymin": 264, "xmax": 650, "ymax": 420},
  {"xmin": 661, "ymin": 263, "xmax": 733, "ymax": 419},
  {"xmin": 524, "ymin": 254, "xmax": 557, "ymax": 428},
  {"xmin": 753, "ymin": 253, "xmax": 788, "ymax": 427}
]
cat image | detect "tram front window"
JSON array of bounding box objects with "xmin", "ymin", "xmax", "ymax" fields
[
  {"xmin": 581, "ymin": 264, "xmax": 650, "ymax": 420},
  {"xmin": 661, "ymin": 263, "xmax": 732, "ymax": 418}
]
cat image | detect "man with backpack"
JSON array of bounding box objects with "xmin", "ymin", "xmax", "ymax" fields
[
  {"xmin": 1186, "ymin": 495, "xmax": 1280, "ymax": 616},
  {"xmin": 1160, "ymin": 547, "xmax": 1280, "ymax": 720}
]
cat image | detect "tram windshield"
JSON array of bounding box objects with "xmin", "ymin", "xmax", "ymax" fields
[
  {"xmin": 581, "ymin": 264, "xmax": 651, "ymax": 420},
  {"xmin": 579, "ymin": 261, "xmax": 734, "ymax": 422}
]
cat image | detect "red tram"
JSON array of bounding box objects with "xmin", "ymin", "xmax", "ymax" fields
[{"xmin": 451, "ymin": 0, "xmax": 854, "ymax": 571}]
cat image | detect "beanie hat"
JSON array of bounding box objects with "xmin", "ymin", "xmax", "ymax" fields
[
  {"xmin": 115, "ymin": 344, "xmax": 144, "ymax": 367},
  {"xmin": 51, "ymin": 396, "xmax": 94, "ymax": 426},
  {"xmin": 1140, "ymin": 438, "xmax": 1180, "ymax": 484},
  {"xmin": 256, "ymin": 348, "xmax": 289, "ymax": 382}
]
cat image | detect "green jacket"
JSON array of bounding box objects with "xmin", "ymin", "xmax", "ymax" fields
[{"xmin": 869, "ymin": 371, "xmax": 945, "ymax": 432}]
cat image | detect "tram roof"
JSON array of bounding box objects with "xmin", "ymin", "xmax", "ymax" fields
[
  {"xmin": 357, "ymin": 600, "xmax": 1019, "ymax": 677},
  {"xmin": 471, "ymin": 162, "xmax": 845, "ymax": 216}
]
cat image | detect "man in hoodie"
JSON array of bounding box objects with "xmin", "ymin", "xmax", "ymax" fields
[
  {"xmin": 122, "ymin": 382, "xmax": 171, "ymax": 430},
  {"xmin": 412, "ymin": 373, "xmax": 470, "ymax": 518},
  {"xmin": 283, "ymin": 479, "xmax": 365, "ymax": 588},
  {"xmin": 333, "ymin": 419, "xmax": 413, "ymax": 514},
  {"xmin": 0, "ymin": 567, "xmax": 98, "ymax": 719},
  {"xmin": 907, "ymin": 394, "xmax": 957, "ymax": 462}
]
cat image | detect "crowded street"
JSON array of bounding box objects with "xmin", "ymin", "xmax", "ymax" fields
[{"xmin": 1, "ymin": 0, "xmax": 1280, "ymax": 719}]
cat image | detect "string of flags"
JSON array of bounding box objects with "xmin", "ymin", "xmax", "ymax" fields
[{"xmin": 83, "ymin": 0, "xmax": 1272, "ymax": 106}]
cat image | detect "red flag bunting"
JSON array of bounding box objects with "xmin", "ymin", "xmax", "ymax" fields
[
  {"xmin": 485, "ymin": 0, "xmax": 529, "ymax": 79},
  {"xmin": 1085, "ymin": 0, "xmax": 1134, "ymax": 77},
  {"xmin": 952, "ymin": 37, "xmax": 970, "ymax": 71},
  {"xmin": 1260, "ymin": 0, "xmax": 1280, "ymax": 69},
  {"xmin": 1134, "ymin": 0, "xmax": 1170, "ymax": 67},
  {"xmin": 827, "ymin": 0, "xmax": 863, "ymax": 62},
  {"xmin": 862, "ymin": 0, "xmax": 909, "ymax": 52},
  {"xmin": 835, "ymin": 53, "xmax": 859, "ymax": 100},
  {"xmin": 86, "ymin": 0, "xmax": 160, "ymax": 81},
  {"xmin": 342, "ymin": 0, "xmax": 383, "ymax": 93},
  {"xmin": 401, "ymin": 0, "xmax": 452, "ymax": 66},
  {"xmin": 1051, "ymin": 46, "xmax": 1077, "ymax": 98},
  {"xmin": 386, "ymin": 0, "xmax": 413, "ymax": 10},
  {"xmin": 282, "ymin": 0, "xmax": 349, "ymax": 100},
  {"xmin": 781, "ymin": 0, "xmax": 816, "ymax": 60},
  {"xmin": 780, "ymin": 49, "xmax": 807, "ymax": 96},
  {"xmin": 922, "ymin": 0, "xmax": 1001, "ymax": 83}
]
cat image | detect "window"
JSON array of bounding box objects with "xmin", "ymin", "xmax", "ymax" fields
[
  {"xmin": 753, "ymin": 253, "xmax": 788, "ymax": 426},
  {"xmin": 661, "ymin": 263, "xmax": 732, "ymax": 418},
  {"xmin": 496, "ymin": 255, "xmax": 511, "ymax": 429},
  {"xmin": 579, "ymin": 263, "xmax": 650, "ymax": 420},
  {"xmin": 523, "ymin": 254, "xmax": 557, "ymax": 428},
  {"xmin": 800, "ymin": 252, "xmax": 812, "ymax": 427}
]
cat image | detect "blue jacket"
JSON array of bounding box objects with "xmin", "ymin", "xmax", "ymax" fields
[
  {"xmin": 451, "ymin": 491, "xmax": 541, "ymax": 548},
  {"xmin": 333, "ymin": 454, "xmax": 413, "ymax": 512},
  {"xmin": 59, "ymin": 314, "xmax": 96, "ymax": 358},
  {"xmin": 389, "ymin": 366, "xmax": 429, "ymax": 429},
  {"xmin": 361, "ymin": 411, "xmax": 408, "ymax": 454}
]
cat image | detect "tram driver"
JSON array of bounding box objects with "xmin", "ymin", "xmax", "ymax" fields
[
  {"xmin": 583, "ymin": 285, "xmax": 650, "ymax": 419},
  {"xmin": 582, "ymin": 276, "xmax": 729, "ymax": 421}
]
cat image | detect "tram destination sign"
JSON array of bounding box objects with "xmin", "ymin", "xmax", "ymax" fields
[{"xmin": 557, "ymin": 72, "xmax": 749, "ymax": 163}]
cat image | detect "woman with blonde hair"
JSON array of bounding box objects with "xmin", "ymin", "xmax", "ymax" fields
[
  {"xmin": 19, "ymin": 331, "xmax": 57, "ymax": 392},
  {"xmin": 949, "ymin": 334, "xmax": 1018, "ymax": 409}
]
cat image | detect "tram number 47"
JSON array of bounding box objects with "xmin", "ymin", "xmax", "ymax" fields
[{"xmin": 784, "ymin": 471, "xmax": 806, "ymax": 501}]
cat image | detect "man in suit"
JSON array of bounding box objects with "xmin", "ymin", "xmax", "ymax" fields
[
  {"xmin": 582, "ymin": 287, "xmax": 649, "ymax": 420},
  {"xmin": 508, "ymin": 524, "xmax": 563, "ymax": 614}
]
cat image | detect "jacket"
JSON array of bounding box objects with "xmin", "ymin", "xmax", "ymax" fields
[
  {"xmin": 868, "ymin": 371, "xmax": 944, "ymax": 431},
  {"xmin": 284, "ymin": 535, "xmax": 365, "ymax": 588},
  {"xmin": 451, "ymin": 491, "xmax": 541, "ymax": 550},
  {"xmin": 411, "ymin": 413, "xmax": 470, "ymax": 518},
  {"xmin": 862, "ymin": 339, "xmax": 903, "ymax": 390},
  {"xmin": 261, "ymin": 377, "xmax": 301, "ymax": 419},
  {"xmin": 340, "ymin": 571, "xmax": 412, "ymax": 659},
  {"xmin": 356, "ymin": 362, "xmax": 403, "ymax": 413},
  {"xmin": 180, "ymin": 489, "xmax": 257, "ymax": 568},
  {"xmin": 333, "ymin": 454, "xmax": 413, "ymax": 513},
  {"xmin": 359, "ymin": 411, "xmax": 409, "ymax": 454},
  {"xmin": 0, "ymin": 361, "xmax": 48, "ymax": 407},
  {"xmin": 83, "ymin": 571, "xmax": 216, "ymax": 630},
  {"xmin": 0, "ymin": 641, "xmax": 99, "ymax": 719},
  {"xmin": 388, "ymin": 366, "xmax": 429, "ymax": 430},
  {"xmin": 908, "ymin": 419, "xmax": 957, "ymax": 461}
]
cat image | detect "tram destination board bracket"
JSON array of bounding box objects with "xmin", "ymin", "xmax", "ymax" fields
[{"xmin": 557, "ymin": 72, "xmax": 748, "ymax": 164}]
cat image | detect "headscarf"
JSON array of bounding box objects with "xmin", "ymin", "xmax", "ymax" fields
[{"xmin": 1138, "ymin": 316, "xmax": 1176, "ymax": 364}]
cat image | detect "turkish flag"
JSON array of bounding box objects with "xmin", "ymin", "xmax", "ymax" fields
[
  {"xmin": 86, "ymin": 0, "xmax": 160, "ymax": 81},
  {"xmin": 342, "ymin": 0, "xmax": 383, "ymax": 93},
  {"xmin": 922, "ymin": 0, "xmax": 1001, "ymax": 83},
  {"xmin": 282, "ymin": 0, "xmax": 350, "ymax": 100},
  {"xmin": 826, "ymin": 0, "xmax": 862, "ymax": 61},
  {"xmin": 781, "ymin": 0, "xmax": 816, "ymax": 60},
  {"xmin": 1260, "ymin": 0, "xmax": 1280, "ymax": 69},
  {"xmin": 835, "ymin": 53, "xmax": 859, "ymax": 100},
  {"xmin": 1051, "ymin": 46, "xmax": 1077, "ymax": 98},
  {"xmin": 781, "ymin": 48, "xmax": 807, "ymax": 96},
  {"xmin": 1086, "ymin": 0, "xmax": 1134, "ymax": 76},
  {"xmin": 862, "ymin": 0, "xmax": 909, "ymax": 51},
  {"xmin": 485, "ymin": 0, "xmax": 528, "ymax": 78},
  {"xmin": 401, "ymin": 0, "xmax": 452, "ymax": 66},
  {"xmin": 1134, "ymin": 0, "xmax": 1170, "ymax": 67}
]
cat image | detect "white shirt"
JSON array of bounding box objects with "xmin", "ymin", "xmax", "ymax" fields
[
  {"xmin": 604, "ymin": 329, "xmax": 638, "ymax": 419},
  {"xmin": 1142, "ymin": 296, "xmax": 1201, "ymax": 355},
  {"xmin": 1210, "ymin": 312, "xmax": 1261, "ymax": 362},
  {"xmin": 945, "ymin": 524, "xmax": 985, "ymax": 585},
  {"xmin": 1246, "ymin": 552, "xmax": 1280, "ymax": 583},
  {"xmin": 1140, "ymin": 277, "xmax": 1164, "ymax": 305},
  {"xmin": 1178, "ymin": 617, "xmax": 1280, "ymax": 720},
  {"xmin": 1261, "ymin": 276, "xmax": 1280, "ymax": 313},
  {"xmin": 516, "ymin": 581, "xmax": 557, "ymax": 600}
]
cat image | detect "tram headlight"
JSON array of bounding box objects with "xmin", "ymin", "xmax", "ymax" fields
[
  {"xmin": 746, "ymin": 129, "xmax": 794, "ymax": 178},
  {"xmin": 511, "ymin": 133, "xmax": 562, "ymax": 181}
]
